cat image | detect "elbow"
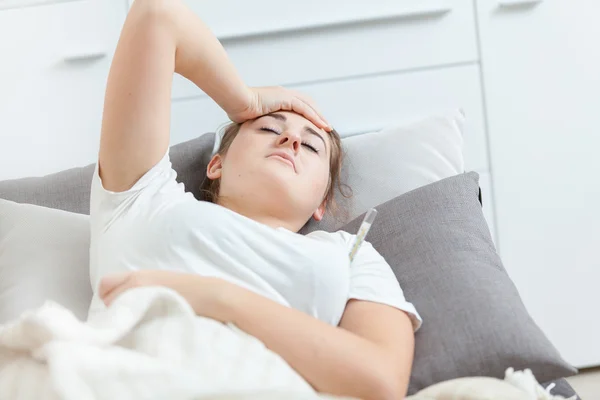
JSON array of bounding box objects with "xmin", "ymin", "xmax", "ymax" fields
[
  {"xmin": 131, "ymin": 0, "xmax": 174, "ymax": 11},
  {"xmin": 130, "ymin": 0, "xmax": 178, "ymax": 25},
  {"xmin": 126, "ymin": 0, "xmax": 182, "ymax": 51}
]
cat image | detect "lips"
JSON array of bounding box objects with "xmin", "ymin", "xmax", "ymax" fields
[{"xmin": 268, "ymin": 151, "xmax": 296, "ymax": 172}]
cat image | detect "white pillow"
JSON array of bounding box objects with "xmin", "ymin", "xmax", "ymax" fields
[
  {"xmin": 302, "ymin": 109, "xmax": 465, "ymax": 232},
  {"xmin": 0, "ymin": 199, "xmax": 92, "ymax": 323}
]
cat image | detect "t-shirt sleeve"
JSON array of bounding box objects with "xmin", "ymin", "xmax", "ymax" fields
[
  {"xmin": 89, "ymin": 148, "xmax": 189, "ymax": 227},
  {"xmin": 339, "ymin": 231, "xmax": 423, "ymax": 332}
]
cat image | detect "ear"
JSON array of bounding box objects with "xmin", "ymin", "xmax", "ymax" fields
[
  {"xmin": 312, "ymin": 199, "xmax": 327, "ymax": 221},
  {"xmin": 206, "ymin": 153, "xmax": 223, "ymax": 180}
]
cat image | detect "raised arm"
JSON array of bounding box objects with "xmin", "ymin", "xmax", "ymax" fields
[
  {"xmin": 99, "ymin": 0, "xmax": 251, "ymax": 192},
  {"xmin": 99, "ymin": 0, "xmax": 331, "ymax": 192}
]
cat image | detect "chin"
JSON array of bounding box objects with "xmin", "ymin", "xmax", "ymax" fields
[
  {"xmin": 262, "ymin": 176, "xmax": 294, "ymax": 199},
  {"xmin": 261, "ymin": 162, "xmax": 294, "ymax": 182},
  {"xmin": 262, "ymin": 174, "xmax": 307, "ymax": 205}
]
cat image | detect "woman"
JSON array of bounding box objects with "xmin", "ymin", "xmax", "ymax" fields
[{"xmin": 91, "ymin": 0, "xmax": 422, "ymax": 399}]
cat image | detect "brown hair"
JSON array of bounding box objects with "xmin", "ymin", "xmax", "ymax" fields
[{"xmin": 200, "ymin": 121, "xmax": 352, "ymax": 220}]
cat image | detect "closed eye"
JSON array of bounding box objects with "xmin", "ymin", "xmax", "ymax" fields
[
  {"xmin": 260, "ymin": 127, "xmax": 320, "ymax": 154},
  {"xmin": 302, "ymin": 142, "xmax": 319, "ymax": 153},
  {"xmin": 260, "ymin": 127, "xmax": 281, "ymax": 135}
]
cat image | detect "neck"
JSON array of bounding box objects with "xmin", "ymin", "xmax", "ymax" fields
[{"xmin": 218, "ymin": 197, "xmax": 300, "ymax": 232}]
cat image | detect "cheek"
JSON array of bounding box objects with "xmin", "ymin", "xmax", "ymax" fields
[
  {"xmin": 224, "ymin": 137, "xmax": 250, "ymax": 169},
  {"xmin": 306, "ymin": 162, "xmax": 330, "ymax": 194},
  {"xmin": 221, "ymin": 135, "xmax": 263, "ymax": 181}
]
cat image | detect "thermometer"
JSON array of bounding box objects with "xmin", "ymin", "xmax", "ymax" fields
[{"xmin": 348, "ymin": 208, "xmax": 378, "ymax": 263}]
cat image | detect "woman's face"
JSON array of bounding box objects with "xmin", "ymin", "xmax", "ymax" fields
[{"xmin": 207, "ymin": 111, "xmax": 332, "ymax": 226}]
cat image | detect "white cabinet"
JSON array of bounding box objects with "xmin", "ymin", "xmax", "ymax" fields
[
  {"xmin": 0, "ymin": 0, "xmax": 126, "ymax": 180},
  {"xmin": 170, "ymin": 0, "xmax": 478, "ymax": 99},
  {"xmin": 476, "ymin": 0, "xmax": 600, "ymax": 368}
]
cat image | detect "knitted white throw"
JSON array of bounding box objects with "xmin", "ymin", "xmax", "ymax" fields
[{"xmin": 0, "ymin": 286, "xmax": 577, "ymax": 400}]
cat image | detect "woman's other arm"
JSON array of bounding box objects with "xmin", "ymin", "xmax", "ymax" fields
[
  {"xmin": 101, "ymin": 272, "xmax": 415, "ymax": 400},
  {"xmin": 99, "ymin": 0, "xmax": 251, "ymax": 192},
  {"xmin": 218, "ymin": 287, "xmax": 415, "ymax": 400}
]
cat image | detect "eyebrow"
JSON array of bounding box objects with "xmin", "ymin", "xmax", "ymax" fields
[{"xmin": 263, "ymin": 113, "xmax": 328, "ymax": 152}]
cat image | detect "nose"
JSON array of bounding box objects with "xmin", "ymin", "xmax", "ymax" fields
[{"xmin": 276, "ymin": 130, "xmax": 301, "ymax": 153}]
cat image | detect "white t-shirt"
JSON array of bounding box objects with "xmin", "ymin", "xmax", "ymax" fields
[{"xmin": 88, "ymin": 150, "xmax": 422, "ymax": 330}]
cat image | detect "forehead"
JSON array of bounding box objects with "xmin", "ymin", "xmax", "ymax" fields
[
  {"xmin": 280, "ymin": 110, "xmax": 313, "ymax": 123},
  {"xmin": 262, "ymin": 111, "xmax": 318, "ymax": 128}
]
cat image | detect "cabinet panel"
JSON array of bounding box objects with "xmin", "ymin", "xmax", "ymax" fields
[
  {"xmin": 0, "ymin": 0, "xmax": 81, "ymax": 11},
  {"xmin": 169, "ymin": 0, "xmax": 479, "ymax": 99},
  {"xmin": 0, "ymin": 0, "xmax": 126, "ymax": 180},
  {"xmin": 477, "ymin": 0, "xmax": 600, "ymax": 367}
]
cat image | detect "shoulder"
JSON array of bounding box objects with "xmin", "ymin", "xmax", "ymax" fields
[
  {"xmin": 90, "ymin": 149, "xmax": 190, "ymax": 224},
  {"xmin": 305, "ymin": 229, "xmax": 355, "ymax": 246}
]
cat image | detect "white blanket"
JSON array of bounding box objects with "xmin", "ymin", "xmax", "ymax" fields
[
  {"xmin": 0, "ymin": 287, "xmax": 323, "ymax": 400},
  {"xmin": 406, "ymin": 369, "xmax": 578, "ymax": 400},
  {"xmin": 0, "ymin": 287, "xmax": 577, "ymax": 400}
]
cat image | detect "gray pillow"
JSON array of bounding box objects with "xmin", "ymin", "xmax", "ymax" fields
[
  {"xmin": 327, "ymin": 172, "xmax": 576, "ymax": 395},
  {"xmin": 542, "ymin": 378, "xmax": 578, "ymax": 399}
]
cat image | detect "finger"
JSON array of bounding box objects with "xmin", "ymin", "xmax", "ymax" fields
[
  {"xmin": 103, "ymin": 285, "xmax": 127, "ymax": 307},
  {"xmin": 102, "ymin": 277, "xmax": 137, "ymax": 307},
  {"xmin": 99, "ymin": 272, "xmax": 131, "ymax": 300},
  {"xmin": 290, "ymin": 98, "xmax": 330, "ymax": 132},
  {"xmin": 293, "ymin": 93, "xmax": 331, "ymax": 132},
  {"xmin": 291, "ymin": 91, "xmax": 317, "ymax": 110},
  {"xmin": 295, "ymin": 95, "xmax": 330, "ymax": 128}
]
